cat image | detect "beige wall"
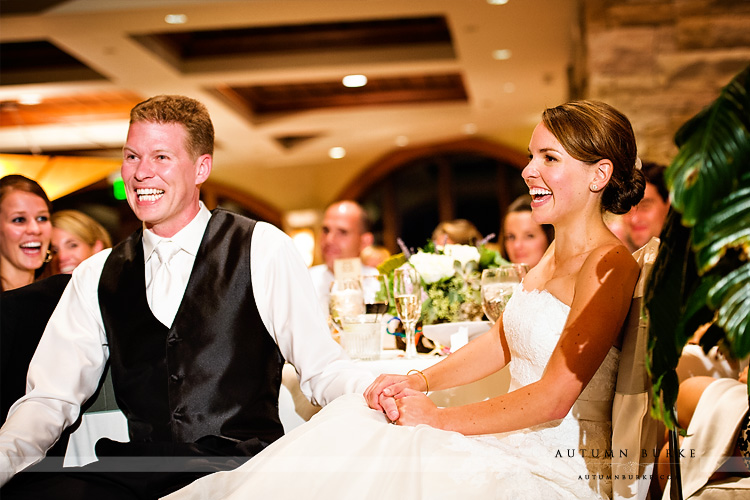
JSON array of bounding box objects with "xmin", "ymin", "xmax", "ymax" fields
[{"xmin": 579, "ymin": 0, "xmax": 750, "ymax": 166}]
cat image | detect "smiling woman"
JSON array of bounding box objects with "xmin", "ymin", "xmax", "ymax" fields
[
  {"xmin": 0, "ymin": 175, "xmax": 52, "ymax": 292},
  {"xmin": 50, "ymin": 210, "xmax": 112, "ymax": 275},
  {"xmin": 502, "ymin": 194, "xmax": 554, "ymax": 268}
]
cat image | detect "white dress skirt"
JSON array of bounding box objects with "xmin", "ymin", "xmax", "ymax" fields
[{"xmin": 164, "ymin": 286, "xmax": 620, "ymax": 500}]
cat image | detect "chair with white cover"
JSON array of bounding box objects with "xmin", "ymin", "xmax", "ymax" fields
[
  {"xmin": 662, "ymin": 377, "xmax": 750, "ymax": 499},
  {"xmin": 611, "ymin": 237, "xmax": 661, "ymax": 500}
]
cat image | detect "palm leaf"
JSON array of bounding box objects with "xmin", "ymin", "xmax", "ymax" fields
[
  {"xmin": 647, "ymin": 64, "xmax": 750, "ymax": 430},
  {"xmin": 692, "ymin": 177, "xmax": 750, "ymax": 273},
  {"xmin": 709, "ymin": 261, "xmax": 750, "ymax": 358},
  {"xmin": 665, "ymin": 65, "xmax": 750, "ymax": 227}
]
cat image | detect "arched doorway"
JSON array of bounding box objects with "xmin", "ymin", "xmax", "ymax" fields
[{"xmin": 338, "ymin": 137, "xmax": 528, "ymax": 252}]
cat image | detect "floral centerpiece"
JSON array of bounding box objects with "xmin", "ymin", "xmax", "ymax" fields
[{"xmin": 378, "ymin": 239, "xmax": 508, "ymax": 325}]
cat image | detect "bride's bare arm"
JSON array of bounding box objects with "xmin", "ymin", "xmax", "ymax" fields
[
  {"xmin": 364, "ymin": 319, "xmax": 510, "ymax": 416},
  {"xmin": 395, "ymin": 244, "xmax": 639, "ymax": 434}
]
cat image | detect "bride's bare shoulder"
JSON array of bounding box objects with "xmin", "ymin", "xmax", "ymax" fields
[{"xmin": 579, "ymin": 243, "xmax": 639, "ymax": 283}]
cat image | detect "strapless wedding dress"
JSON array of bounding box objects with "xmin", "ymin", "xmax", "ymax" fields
[{"xmin": 164, "ymin": 286, "xmax": 620, "ymax": 500}]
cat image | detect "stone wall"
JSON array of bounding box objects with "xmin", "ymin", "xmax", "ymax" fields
[{"xmin": 578, "ymin": 0, "xmax": 750, "ymax": 165}]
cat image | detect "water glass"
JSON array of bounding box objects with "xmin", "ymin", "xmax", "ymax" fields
[{"xmin": 481, "ymin": 264, "xmax": 527, "ymax": 323}]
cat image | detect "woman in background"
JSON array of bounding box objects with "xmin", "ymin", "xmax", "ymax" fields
[
  {"xmin": 0, "ymin": 175, "xmax": 52, "ymax": 292},
  {"xmin": 502, "ymin": 194, "xmax": 554, "ymax": 269},
  {"xmin": 50, "ymin": 209, "xmax": 112, "ymax": 275},
  {"xmin": 360, "ymin": 244, "xmax": 390, "ymax": 269},
  {"xmin": 431, "ymin": 218, "xmax": 482, "ymax": 246}
]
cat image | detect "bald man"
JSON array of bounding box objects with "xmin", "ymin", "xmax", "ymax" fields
[{"xmin": 309, "ymin": 201, "xmax": 376, "ymax": 314}]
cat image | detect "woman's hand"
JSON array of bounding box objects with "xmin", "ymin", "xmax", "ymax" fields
[
  {"xmin": 364, "ymin": 373, "xmax": 426, "ymax": 422},
  {"xmin": 394, "ymin": 389, "xmax": 440, "ymax": 427}
]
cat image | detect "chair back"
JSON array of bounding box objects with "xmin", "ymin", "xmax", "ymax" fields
[{"xmin": 611, "ymin": 237, "xmax": 660, "ymax": 500}]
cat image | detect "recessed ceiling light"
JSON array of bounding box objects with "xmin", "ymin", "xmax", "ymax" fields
[
  {"xmin": 463, "ymin": 123, "xmax": 478, "ymax": 135},
  {"xmin": 492, "ymin": 49, "xmax": 512, "ymax": 60},
  {"xmin": 342, "ymin": 75, "xmax": 367, "ymax": 88},
  {"xmin": 487, "ymin": 0, "xmax": 509, "ymax": 5},
  {"xmin": 165, "ymin": 14, "xmax": 187, "ymax": 24},
  {"xmin": 18, "ymin": 94, "xmax": 42, "ymax": 105},
  {"xmin": 329, "ymin": 147, "xmax": 346, "ymax": 159}
]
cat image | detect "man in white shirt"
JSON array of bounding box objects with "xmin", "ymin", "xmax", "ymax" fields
[
  {"xmin": 0, "ymin": 95, "xmax": 373, "ymax": 499},
  {"xmin": 309, "ymin": 200, "xmax": 377, "ymax": 313}
]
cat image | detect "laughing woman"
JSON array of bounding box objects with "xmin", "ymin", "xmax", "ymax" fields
[
  {"xmin": 0, "ymin": 175, "xmax": 53, "ymax": 292},
  {"xmin": 165, "ymin": 100, "xmax": 645, "ymax": 500},
  {"xmin": 50, "ymin": 210, "xmax": 112, "ymax": 275}
]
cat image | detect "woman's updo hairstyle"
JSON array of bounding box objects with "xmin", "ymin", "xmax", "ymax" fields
[{"xmin": 542, "ymin": 100, "xmax": 645, "ymax": 214}]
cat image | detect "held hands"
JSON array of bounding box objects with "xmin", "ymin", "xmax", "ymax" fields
[
  {"xmin": 392, "ymin": 389, "xmax": 441, "ymax": 427},
  {"xmin": 364, "ymin": 372, "xmax": 437, "ymax": 426}
]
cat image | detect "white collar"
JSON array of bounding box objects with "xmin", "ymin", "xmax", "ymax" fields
[{"xmin": 142, "ymin": 202, "xmax": 212, "ymax": 262}]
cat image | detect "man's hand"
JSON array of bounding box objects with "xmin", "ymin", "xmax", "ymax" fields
[{"xmin": 364, "ymin": 373, "xmax": 424, "ymax": 422}]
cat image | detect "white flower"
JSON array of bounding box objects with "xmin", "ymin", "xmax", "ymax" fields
[
  {"xmin": 443, "ymin": 244, "xmax": 481, "ymax": 269},
  {"xmin": 408, "ymin": 251, "xmax": 456, "ymax": 284}
]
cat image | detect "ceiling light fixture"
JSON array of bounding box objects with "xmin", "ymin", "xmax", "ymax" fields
[
  {"xmin": 492, "ymin": 49, "xmax": 512, "ymax": 60},
  {"xmin": 342, "ymin": 75, "xmax": 367, "ymax": 88},
  {"xmin": 328, "ymin": 147, "xmax": 346, "ymax": 159},
  {"xmin": 463, "ymin": 123, "xmax": 478, "ymax": 135},
  {"xmin": 18, "ymin": 94, "xmax": 42, "ymax": 105},
  {"xmin": 487, "ymin": 0, "xmax": 509, "ymax": 5},
  {"xmin": 165, "ymin": 14, "xmax": 187, "ymax": 24}
]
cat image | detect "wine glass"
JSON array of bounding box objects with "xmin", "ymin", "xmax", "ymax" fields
[
  {"xmin": 393, "ymin": 267, "xmax": 422, "ymax": 359},
  {"xmin": 360, "ymin": 274, "xmax": 390, "ymax": 320},
  {"xmin": 329, "ymin": 278, "xmax": 365, "ymax": 334},
  {"xmin": 481, "ymin": 264, "xmax": 528, "ymax": 324}
]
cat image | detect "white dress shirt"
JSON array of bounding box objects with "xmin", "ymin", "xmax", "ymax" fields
[{"xmin": 0, "ymin": 204, "xmax": 374, "ymax": 484}]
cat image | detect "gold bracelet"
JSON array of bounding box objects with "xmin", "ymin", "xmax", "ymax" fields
[{"xmin": 407, "ymin": 369, "xmax": 429, "ymax": 393}]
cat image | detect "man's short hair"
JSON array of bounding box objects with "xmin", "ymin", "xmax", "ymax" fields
[
  {"xmin": 641, "ymin": 162, "xmax": 669, "ymax": 202},
  {"xmin": 130, "ymin": 95, "xmax": 214, "ymax": 160}
]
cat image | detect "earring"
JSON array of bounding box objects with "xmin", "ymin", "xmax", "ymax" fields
[
  {"xmin": 591, "ymin": 184, "xmax": 598, "ymax": 191},
  {"xmin": 44, "ymin": 249, "xmax": 53, "ymax": 263}
]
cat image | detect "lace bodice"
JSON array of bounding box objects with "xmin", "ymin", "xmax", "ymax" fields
[
  {"xmin": 503, "ymin": 285, "xmax": 620, "ymax": 406},
  {"xmin": 473, "ymin": 284, "xmax": 621, "ymax": 497}
]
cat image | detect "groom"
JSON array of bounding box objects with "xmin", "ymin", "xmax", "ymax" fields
[{"xmin": 0, "ymin": 95, "xmax": 373, "ymax": 499}]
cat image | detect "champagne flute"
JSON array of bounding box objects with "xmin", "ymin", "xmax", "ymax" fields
[
  {"xmin": 393, "ymin": 267, "xmax": 422, "ymax": 359},
  {"xmin": 481, "ymin": 264, "xmax": 528, "ymax": 324}
]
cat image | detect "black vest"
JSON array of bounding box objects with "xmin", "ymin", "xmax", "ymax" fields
[{"xmin": 99, "ymin": 209, "xmax": 284, "ymax": 446}]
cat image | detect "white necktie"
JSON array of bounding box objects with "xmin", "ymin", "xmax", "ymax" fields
[{"xmin": 151, "ymin": 240, "xmax": 183, "ymax": 327}]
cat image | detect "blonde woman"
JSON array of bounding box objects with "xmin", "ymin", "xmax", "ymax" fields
[{"xmin": 50, "ymin": 210, "xmax": 112, "ymax": 274}]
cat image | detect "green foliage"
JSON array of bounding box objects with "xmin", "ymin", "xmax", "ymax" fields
[
  {"xmin": 376, "ymin": 253, "xmax": 407, "ymax": 275},
  {"xmin": 378, "ymin": 243, "xmax": 506, "ymax": 325},
  {"xmin": 646, "ymin": 64, "xmax": 750, "ymax": 430}
]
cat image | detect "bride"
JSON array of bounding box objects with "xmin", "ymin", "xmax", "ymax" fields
[{"xmin": 165, "ymin": 100, "xmax": 646, "ymax": 500}]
